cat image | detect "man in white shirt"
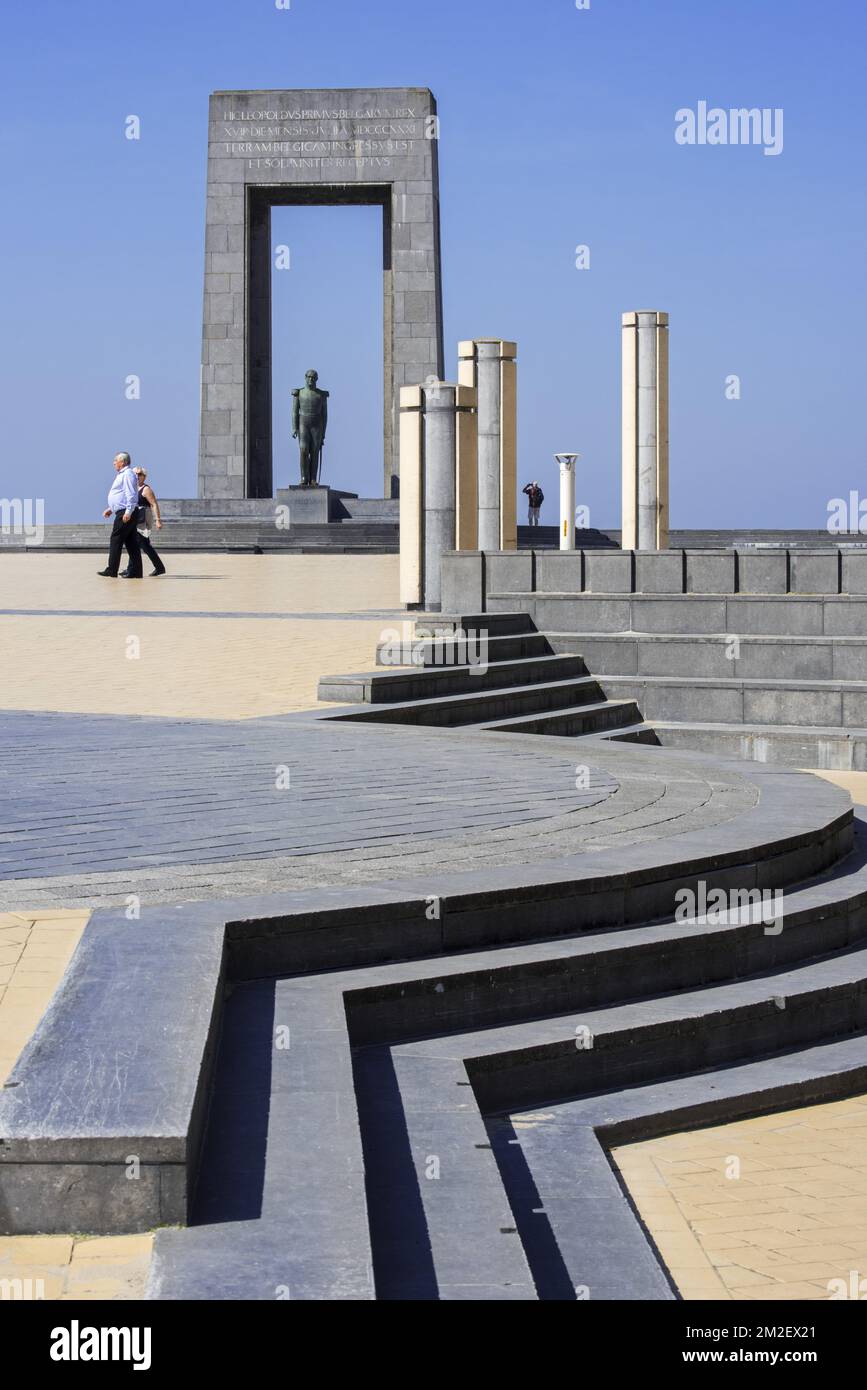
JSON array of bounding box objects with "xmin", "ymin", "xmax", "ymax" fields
[{"xmin": 98, "ymin": 453, "xmax": 143, "ymax": 578}]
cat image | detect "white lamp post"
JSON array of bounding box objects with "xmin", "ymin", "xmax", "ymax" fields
[{"xmin": 555, "ymin": 453, "xmax": 579, "ymax": 550}]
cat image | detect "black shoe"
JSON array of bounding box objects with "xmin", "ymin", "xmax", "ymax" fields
[
  {"xmin": 120, "ymin": 569, "xmax": 130, "ymax": 577},
  {"xmin": 120, "ymin": 572, "xmax": 143, "ymax": 579},
  {"xmin": 150, "ymin": 568, "xmax": 166, "ymax": 577},
  {"xmin": 97, "ymin": 569, "xmax": 117, "ymax": 577}
]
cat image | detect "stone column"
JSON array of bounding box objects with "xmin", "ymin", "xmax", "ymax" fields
[
  {"xmin": 399, "ymin": 382, "xmax": 477, "ymax": 610},
  {"xmin": 622, "ymin": 311, "xmax": 669, "ymax": 550},
  {"xmin": 458, "ymin": 339, "xmax": 517, "ymax": 552}
]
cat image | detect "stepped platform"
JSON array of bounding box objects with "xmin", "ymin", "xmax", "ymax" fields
[
  {"xmin": 437, "ymin": 549, "xmax": 867, "ymax": 766},
  {"xmin": 3, "ymin": 699, "xmax": 866, "ymax": 1298},
  {"xmin": 5, "ymin": 608, "xmax": 867, "ymax": 1300}
]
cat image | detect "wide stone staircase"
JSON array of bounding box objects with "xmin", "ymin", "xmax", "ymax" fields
[
  {"xmin": 321, "ymin": 601, "xmax": 867, "ymax": 768},
  {"xmin": 134, "ymin": 763, "xmax": 867, "ymax": 1297},
  {"xmin": 432, "ymin": 545, "xmax": 867, "ymax": 768},
  {"xmin": 318, "ymin": 611, "xmax": 651, "ymax": 743}
]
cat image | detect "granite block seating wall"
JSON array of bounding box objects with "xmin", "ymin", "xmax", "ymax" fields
[{"xmin": 439, "ymin": 550, "xmax": 867, "ymax": 768}]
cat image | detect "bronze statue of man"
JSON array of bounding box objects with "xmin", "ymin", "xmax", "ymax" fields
[{"xmin": 291, "ymin": 369, "xmax": 329, "ymax": 486}]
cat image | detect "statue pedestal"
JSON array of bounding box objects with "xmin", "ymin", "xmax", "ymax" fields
[{"xmin": 275, "ymin": 486, "xmax": 358, "ymax": 524}]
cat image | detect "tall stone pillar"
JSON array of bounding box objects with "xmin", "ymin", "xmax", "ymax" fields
[
  {"xmin": 458, "ymin": 339, "xmax": 517, "ymax": 552},
  {"xmin": 399, "ymin": 382, "xmax": 477, "ymax": 610},
  {"xmin": 622, "ymin": 311, "xmax": 669, "ymax": 551}
]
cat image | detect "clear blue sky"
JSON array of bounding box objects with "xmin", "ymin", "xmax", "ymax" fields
[{"xmin": 1, "ymin": 0, "xmax": 865, "ymax": 526}]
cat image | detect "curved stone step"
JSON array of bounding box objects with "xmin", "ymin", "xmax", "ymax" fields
[
  {"xmin": 460, "ymin": 945, "xmax": 867, "ymax": 1112},
  {"xmin": 344, "ymin": 822, "xmax": 867, "ymax": 1043}
]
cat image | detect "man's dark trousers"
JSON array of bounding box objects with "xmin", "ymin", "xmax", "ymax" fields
[{"xmin": 107, "ymin": 510, "xmax": 143, "ymax": 577}]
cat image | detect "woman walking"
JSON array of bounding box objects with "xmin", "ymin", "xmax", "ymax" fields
[{"xmin": 123, "ymin": 467, "xmax": 166, "ymax": 576}]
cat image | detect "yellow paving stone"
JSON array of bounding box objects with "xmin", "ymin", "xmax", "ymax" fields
[
  {"xmin": 0, "ymin": 552, "xmax": 401, "ymax": 616},
  {"xmin": 690, "ymin": 1216, "xmax": 788, "ymax": 1236},
  {"xmin": 652, "ymin": 1237, "xmax": 718, "ymax": 1271},
  {"xmin": 0, "ymin": 1004, "xmax": 53, "ymax": 1027},
  {"xmin": 0, "ymin": 1236, "xmax": 75, "ymax": 1266},
  {"xmin": 60, "ymin": 1269, "xmax": 149, "ymax": 1300},
  {"xmin": 612, "ymin": 1089, "xmax": 867, "ymax": 1300},
  {"xmin": 0, "ymin": 1235, "xmax": 153, "ymax": 1301},
  {"xmin": 71, "ymin": 1235, "xmax": 154, "ymax": 1262},
  {"xmin": 753, "ymin": 1260, "xmax": 857, "ymax": 1281},
  {"xmin": 769, "ymin": 1244, "xmax": 864, "ymax": 1263},
  {"xmin": 0, "ymin": 555, "xmax": 409, "ymax": 721},
  {"xmin": 750, "ymin": 1214, "xmax": 846, "ymax": 1237},
  {"xmin": 21, "ymin": 925, "xmax": 87, "ymax": 938},
  {"xmin": 14, "ymin": 941, "xmax": 78, "ymax": 959},
  {"xmin": 709, "ymin": 1197, "xmax": 799, "ymax": 1215},
  {"xmin": 718, "ymin": 1264, "xmax": 776, "ymax": 1289},
  {"xmin": 702, "ymin": 1246, "xmax": 760, "ymax": 1267},
  {"xmin": 0, "ymin": 1272, "xmax": 67, "ymax": 1300},
  {"xmin": 8, "ymin": 970, "xmax": 66, "ymax": 987},
  {"xmin": 655, "ymin": 1158, "xmax": 716, "ymax": 1174},
  {"xmin": 786, "ymin": 1181, "xmax": 867, "ymax": 1199},
  {"xmin": 0, "ymin": 911, "xmax": 90, "ymax": 1085},
  {"xmin": 9, "ymin": 911, "xmax": 87, "ymax": 923},
  {"xmin": 0, "ymin": 614, "xmax": 409, "ymax": 720},
  {"xmin": 695, "ymin": 1234, "xmax": 754, "ymax": 1252},
  {"xmin": 791, "ymin": 1164, "xmax": 867, "ymax": 1185},
  {"xmin": 735, "ymin": 1174, "xmax": 824, "ymax": 1193},
  {"xmin": 737, "ymin": 1283, "xmax": 834, "ymax": 1301},
  {"xmin": 803, "ymin": 1224, "xmax": 867, "ymax": 1244},
  {"xmin": 669, "ymin": 1268, "xmax": 731, "ymax": 1294}
]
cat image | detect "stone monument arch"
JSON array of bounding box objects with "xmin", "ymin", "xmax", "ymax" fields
[{"xmin": 198, "ymin": 88, "xmax": 445, "ymax": 501}]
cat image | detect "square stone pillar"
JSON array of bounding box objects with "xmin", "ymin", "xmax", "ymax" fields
[
  {"xmin": 622, "ymin": 311, "xmax": 669, "ymax": 551},
  {"xmin": 399, "ymin": 382, "xmax": 477, "ymax": 609},
  {"xmin": 458, "ymin": 339, "xmax": 517, "ymax": 551}
]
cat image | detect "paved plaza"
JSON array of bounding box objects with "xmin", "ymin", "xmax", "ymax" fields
[
  {"xmin": 0, "ymin": 553, "xmax": 402, "ymax": 719},
  {"xmin": 4, "ymin": 554, "xmax": 867, "ymax": 1301}
]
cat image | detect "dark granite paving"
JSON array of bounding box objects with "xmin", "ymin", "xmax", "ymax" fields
[{"xmin": 0, "ymin": 710, "xmax": 757, "ymax": 910}]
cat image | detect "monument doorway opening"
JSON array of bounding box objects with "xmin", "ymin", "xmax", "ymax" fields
[{"xmin": 270, "ymin": 203, "xmax": 382, "ymax": 497}]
